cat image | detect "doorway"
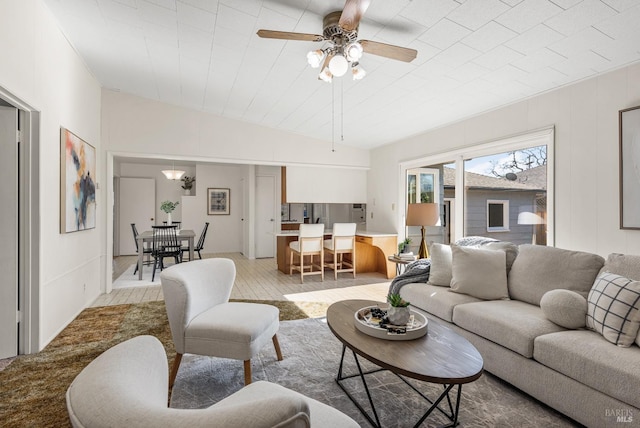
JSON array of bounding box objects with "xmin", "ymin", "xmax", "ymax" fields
[{"xmin": 0, "ymin": 91, "xmax": 38, "ymax": 357}]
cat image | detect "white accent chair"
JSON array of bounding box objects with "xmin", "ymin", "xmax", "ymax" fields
[
  {"xmin": 289, "ymin": 224, "xmax": 325, "ymax": 283},
  {"xmin": 160, "ymin": 258, "xmax": 282, "ymax": 387},
  {"xmin": 66, "ymin": 335, "xmax": 360, "ymax": 428},
  {"xmin": 324, "ymin": 223, "xmax": 357, "ymax": 280}
]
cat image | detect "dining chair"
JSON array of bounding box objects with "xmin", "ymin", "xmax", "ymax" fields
[
  {"xmin": 182, "ymin": 222, "xmax": 209, "ymax": 262},
  {"xmin": 323, "ymin": 223, "xmax": 357, "ymax": 280},
  {"xmin": 131, "ymin": 223, "xmax": 153, "ymax": 275},
  {"xmin": 289, "ymin": 223, "xmax": 325, "ymax": 283},
  {"xmin": 162, "ymin": 221, "xmax": 182, "ymax": 228},
  {"xmin": 151, "ymin": 225, "xmax": 181, "ymax": 281}
]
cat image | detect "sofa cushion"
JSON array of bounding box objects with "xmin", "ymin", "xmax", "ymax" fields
[
  {"xmin": 427, "ymin": 243, "xmax": 452, "ymax": 287},
  {"xmin": 586, "ymin": 272, "xmax": 640, "ymax": 347},
  {"xmin": 399, "ymin": 283, "xmax": 481, "ymax": 323},
  {"xmin": 450, "ymin": 245, "xmax": 509, "ymax": 300},
  {"xmin": 452, "ymin": 300, "xmax": 566, "ymax": 358},
  {"xmin": 534, "ymin": 330, "xmax": 640, "ymax": 409},
  {"xmin": 508, "ymin": 245, "xmax": 605, "ymax": 306},
  {"xmin": 601, "ymin": 253, "xmax": 640, "ymax": 346},
  {"xmin": 540, "ymin": 289, "xmax": 587, "ymax": 329}
]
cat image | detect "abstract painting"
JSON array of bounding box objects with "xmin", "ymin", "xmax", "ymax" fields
[
  {"xmin": 620, "ymin": 105, "xmax": 640, "ymax": 229},
  {"xmin": 60, "ymin": 127, "xmax": 96, "ymax": 233},
  {"xmin": 207, "ymin": 188, "xmax": 230, "ymax": 215}
]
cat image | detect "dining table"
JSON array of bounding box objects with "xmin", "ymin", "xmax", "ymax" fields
[{"xmin": 136, "ymin": 229, "xmax": 195, "ymax": 280}]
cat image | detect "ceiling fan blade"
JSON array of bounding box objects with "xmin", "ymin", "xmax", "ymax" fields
[
  {"xmin": 318, "ymin": 52, "xmax": 334, "ymax": 80},
  {"xmin": 359, "ymin": 40, "xmax": 417, "ymax": 63},
  {"xmin": 339, "ymin": 0, "xmax": 371, "ymax": 32},
  {"xmin": 256, "ymin": 30, "xmax": 324, "ymax": 42}
]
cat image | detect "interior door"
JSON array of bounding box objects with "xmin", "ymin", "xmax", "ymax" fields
[
  {"xmin": 255, "ymin": 175, "xmax": 275, "ymax": 258},
  {"xmin": 119, "ymin": 177, "xmax": 155, "ymax": 255},
  {"xmin": 0, "ymin": 105, "xmax": 18, "ymax": 358}
]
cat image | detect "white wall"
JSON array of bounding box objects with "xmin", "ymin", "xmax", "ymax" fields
[
  {"xmin": 117, "ymin": 162, "xmax": 196, "ymax": 224},
  {"xmin": 369, "ymin": 62, "xmax": 640, "ymax": 257},
  {"xmin": 180, "ymin": 164, "xmax": 245, "ymax": 254},
  {"xmin": 0, "ymin": 1, "xmax": 102, "ymax": 349},
  {"xmin": 101, "ymin": 90, "xmax": 370, "ymax": 169}
]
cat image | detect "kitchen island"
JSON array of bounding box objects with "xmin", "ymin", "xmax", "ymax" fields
[{"xmin": 275, "ymin": 230, "xmax": 397, "ymax": 279}]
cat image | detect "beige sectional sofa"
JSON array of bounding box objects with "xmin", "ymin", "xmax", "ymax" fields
[{"xmin": 398, "ymin": 243, "xmax": 640, "ymax": 427}]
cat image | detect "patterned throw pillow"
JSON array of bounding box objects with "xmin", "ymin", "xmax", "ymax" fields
[{"xmin": 586, "ymin": 272, "xmax": 640, "ymax": 347}]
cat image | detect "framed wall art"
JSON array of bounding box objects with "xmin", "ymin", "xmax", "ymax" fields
[
  {"xmin": 60, "ymin": 127, "xmax": 97, "ymax": 233},
  {"xmin": 207, "ymin": 188, "xmax": 230, "ymax": 215},
  {"xmin": 619, "ymin": 105, "xmax": 640, "ymax": 229}
]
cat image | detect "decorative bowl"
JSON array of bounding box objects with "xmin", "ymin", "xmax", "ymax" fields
[{"xmin": 354, "ymin": 305, "xmax": 428, "ymax": 341}]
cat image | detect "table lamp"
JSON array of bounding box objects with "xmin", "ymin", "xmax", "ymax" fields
[{"xmin": 406, "ymin": 203, "xmax": 440, "ymax": 259}]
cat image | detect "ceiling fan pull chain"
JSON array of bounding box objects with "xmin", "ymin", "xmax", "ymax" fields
[
  {"xmin": 332, "ymin": 82, "xmax": 336, "ymax": 152},
  {"xmin": 341, "ymin": 78, "xmax": 344, "ymax": 143}
]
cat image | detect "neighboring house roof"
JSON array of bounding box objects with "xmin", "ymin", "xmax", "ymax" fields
[{"xmin": 443, "ymin": 166, "xmax": 546, "ymax": 192}]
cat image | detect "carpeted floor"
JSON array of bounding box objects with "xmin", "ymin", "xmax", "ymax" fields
[
  {"xmin": 171, "ymin": 317, "xmax": 579, "ymax": 428},
  {"xmin": 0, "ymin": 299, "xmax": 327, "ymax": 428}
]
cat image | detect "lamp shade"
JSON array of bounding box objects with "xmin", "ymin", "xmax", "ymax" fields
[
  {"xmin": 406, "ymin": 203, "xmax": 439, "ymax": 226},
  {"xmin": 517, "ymin": 211, "xmax": 544, "ymax": 225}
]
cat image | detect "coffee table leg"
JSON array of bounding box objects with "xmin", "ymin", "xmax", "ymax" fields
[
  {"xmin": 412, "ymin": 383, "xmax": 461, "ymax": 428},
  {"xmin": 335, "ymin": 345, "xmax": 383, "ymax": 428}
]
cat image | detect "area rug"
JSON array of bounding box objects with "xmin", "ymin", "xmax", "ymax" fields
[
  {"xmin": 0, "ymin": 299, "xmax": 325, "ymax": 428},
  {"xmin": 171, "ymin": 318, "xmax": 579, "ymax": 428},
  {"xmin": 112, "ymin": 263, "xmax": 162, "ymax": 288}
]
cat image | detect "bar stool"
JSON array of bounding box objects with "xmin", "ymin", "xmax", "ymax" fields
[
  {"xmin": 289, "ymin": 223, "xmax": 325, "ymax": 283},
  {"xmin": 324, "ymin": 223, "xmax": 357, "ymax": 280}
]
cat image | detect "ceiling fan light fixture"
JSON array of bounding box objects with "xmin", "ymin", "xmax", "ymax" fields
[
  {"xmin": 345, "ymin": 42, "xmax": 363, "ymax": 61},
  {"xmin": 352, "ymin": 64, "xmax": 366, "ymax": 80},
  {"xmin": 328, "ymin": 54, "xmax": 349, "ymax": 77},
  {"xmin": 319, "ymin": 67, "xmax": 333, "ymax": 83},
  {"xmin": 306, "ymin": 49, "xmax": 325, "ymax": 68}
]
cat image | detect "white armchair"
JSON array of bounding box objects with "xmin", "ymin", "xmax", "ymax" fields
[
  {"xmin": 66, "ymin": 335, "xmax": 359, "ymax": 427},
  {"xmin": 161, "ymin": 258, "xmax": 282, "ymax": 387}
]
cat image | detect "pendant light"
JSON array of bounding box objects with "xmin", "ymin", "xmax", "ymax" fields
[{"xmin": 162, "ymin": 161, "xmax": 185, "ymax": 180}]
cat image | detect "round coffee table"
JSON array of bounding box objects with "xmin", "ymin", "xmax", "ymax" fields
[{"xmin": 327, "ymin": 299, "xmax": 484, "ymax": 428}]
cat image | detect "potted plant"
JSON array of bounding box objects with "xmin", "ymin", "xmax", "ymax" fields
[
  {"xmin": 387, "ymin": 293, "xmax": 411, "ymax": 325},
  {"xmin": 160, "ymin": 200, "xmax": 179, "ymax": 225},
  {"xmin": 180, "ymin": 176, "xmax": 195, "ymax": 195},
  {"xmin": 398, "ymin": 237, "xmax": 412, "ymax": 254}
]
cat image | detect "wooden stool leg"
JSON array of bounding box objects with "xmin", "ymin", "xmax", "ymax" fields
[
  {"xmin": 169, "ymin": 353, "xmax": 183, "ymax": 389},
  {"xmin": 272, "ymin": 334, "xmax": 283, "ymax": 361},
  {"xmin": 243, "ymin": 360, "xmax": 252, "ymax": 385}
]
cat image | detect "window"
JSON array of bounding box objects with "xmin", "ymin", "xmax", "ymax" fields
[
  {"xmin": 487, "ymin": 200, "xmax": 509, "ymax": 231},
  {"xmin": 400, "ymin": 128, "xmax": 554, "ymax": 247}
]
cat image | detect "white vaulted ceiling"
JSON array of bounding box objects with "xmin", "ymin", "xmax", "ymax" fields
[{"xmin": 43, "ymin": 0, "xmax": 640, "ymax": 149}]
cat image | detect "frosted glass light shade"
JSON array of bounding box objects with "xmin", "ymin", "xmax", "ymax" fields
[
  {"xmin": 345, "ymin": 42, "xmax": 363, "ymax": 61},
  {"xmin": 162, "ymin": 169, "xmax": 186, "ymax": 180},
  {"xmin": 328, "ymin": 54, "xmax": 348, "ymax": 77},
  {"xmin": 306, "ymin": 50, "xmax": 324, "ymax": 68}
]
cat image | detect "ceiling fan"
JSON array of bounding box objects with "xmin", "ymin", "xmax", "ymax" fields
[{"xmin": 257, "ymin": 0, "xmax": 418, "ymax": 82}]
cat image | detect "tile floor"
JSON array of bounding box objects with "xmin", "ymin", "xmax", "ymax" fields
[{"xmin": 94, "ymin": 252, "xmax": 392, "ymax": 307}]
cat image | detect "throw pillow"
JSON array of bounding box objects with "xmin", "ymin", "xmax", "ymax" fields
[
  {"xmin": 540, "ymin": 289, "xmax": 587, "ymax": 329},
  {"xmin": 586, "ymin": 272, "xmax": 640, "ymax": 347},
  {"xmin": 482, "ymin": 241, "xmax": 519, "ymax": 273},
  {"xmin": 427, "ymin": 243, "xmax": 452, "ymax": 287},
  {"xmin": 449, "ymin": 245, "xmax": 509, "ymax": 300}
]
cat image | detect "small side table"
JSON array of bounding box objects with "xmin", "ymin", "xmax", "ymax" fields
[{"xmin": 387, "ymin": 255, "xmax": 414, "ymax": 276}]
